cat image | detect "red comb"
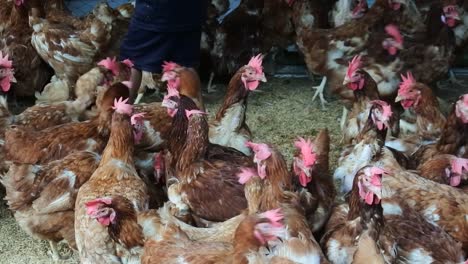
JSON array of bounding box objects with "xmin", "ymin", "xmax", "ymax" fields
[
  {"xmin": 385, "ymin": 24, "xmax": 403, "ymax": 44},
  {"xmin": 121, "ymin": 59, "xmax": 134, "ymax": 68},
  {"xmin": 462, "ymin": 94, "xmax": 468, "ymax": 105},
  {"xmin": 248, "ymin": 54, "xmax": 264, "ymax": 74},
  {"xmin": 294, "ymin": 137, "xmax": 317, "ymax": 167},
  {"xmin": 0, "ymin": 51, "xmax": 13, "ymax": 68},
  {"xmin": 398, "ymin": 71, "xmax": 415, "ymax": 95},
  {"xmin": 245, "ymin": 141, "xmax": 272, "ymax": 161},
  {"xmin": 346, "ymin": 55, "xmax": 362, "ymax": 79},
  {"xmin": 237, "ymin": 167, "xmax": 258, "ymax": 184},
  {"xmin": 85, "ymin": 197, "xmax": 112, "ymax": 207},
  {"xmin": 370, "ymin": 167, "xmax": 386, "ymax": 176},
  {"xmin": 85, "ymin": 197, "xmax": 112, "ymax": 215},
  {"xmin": 162, "ymin": 61, "xmax": 179, "ymax": 73},
  {"xmin": 451, "ymin": 158, "xmax": 468, "ymax": 175},
  {"xmin": 112, "ymin": 97, "xmax": 133, "ymax": 115},
  {"xmin": 98, "ymin": 57, "xmax": 119, "ymax": 76},
  {"xmin": 370, "ymin": 100, "xmax": 393, "ymax": 119},
  {"xmin": 131, "ymin": 112, "xmax": 145, "ymax": 125},
  {"xmin": 259, "ymin": 208, "xmax": 284, "ymax": 227}
]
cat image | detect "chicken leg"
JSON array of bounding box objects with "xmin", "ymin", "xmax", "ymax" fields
[
  {"xmin": 312, "ymin": 76, "xmax": 328, "ymax": 110},
  {"xmin": 340, "ymin": 106, "xmax": 349, "ymax": 131},
  {"xmin": 447, "ymin": 69, "xmax": 468, "ymax": 86},
  {"xmin": 437, "ymin": 69, "xmax": 468, "ymax": 90},
  {"xmin": 134, "ymin": 93, "xmax": 144, "ymax": 105},
  {"xmin": 206, "ymin": 72, "xmax": 217, "ymax": 93},
  {"xmin": 47, "ymin": 241, "xmax": 71, "ymax": 261}
]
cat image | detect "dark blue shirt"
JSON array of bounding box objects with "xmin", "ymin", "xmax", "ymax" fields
[{"xmin": 132, "ymin": 0, "xmax": 207, "ymax": 32}]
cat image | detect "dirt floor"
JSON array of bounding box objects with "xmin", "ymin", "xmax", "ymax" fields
[{"xmin": 0, "ymin": 76, "xmax": 466, "ymax": 263}]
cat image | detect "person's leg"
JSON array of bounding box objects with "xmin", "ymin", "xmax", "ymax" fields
[
  {"xmin": 129, "ymin": 68, "xmax": 142, "ymax": 104},
  {"xmin": 171, "ymin": 30, "xmax": 202, "ymax": 68},
  {"xmin": 132, "ymin": 32, "xmax": 170, "ymax": 104}
]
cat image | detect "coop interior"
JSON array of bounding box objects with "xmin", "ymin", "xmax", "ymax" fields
[{"xmin": 0, "ymin": 0, "xmax": 468, "ymax": 263}]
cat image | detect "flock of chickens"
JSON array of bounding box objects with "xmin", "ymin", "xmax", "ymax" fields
[{"xmin": 0, "ymin": 0, "xmax": 468, "ymax": 263}]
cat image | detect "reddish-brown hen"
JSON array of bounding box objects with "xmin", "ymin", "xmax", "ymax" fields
[
  {"xmin": 334, "ymin": 100, "xmax": 393, "ymax": 194},
  {"xmin": 385, "ymin": 73, "xmax": 446, "ymax": 159},
  {"xmin": 395, "ymin": 74, "xmax": 446, "ymax": 140},
  {"xmin": 0, "ymin": 0, "xmax": 53, "ymax": 97},
  {"xmin": 30, "ymin": 2, "xmax": 116, "ymax": 102},
  {"xmin": 208, "ymin": 54, "xmax": 266, "ymax": 156},
  {"xmin": 0, "ymin": 151, "xmax": 101, "ymax": 261},
  {"xmin": 164, "ymin": 95, "xmax": 253, "ymax": 223},
  {"xmin": 287, "ymin": 0, "xmax": 420, "ymax": 108},
  {"xmin": 418, "ymin": 154, "xmax": 468, "ymax": 187},
  {"xmin": 75, "ymin": 57, "xmax": 133, "ymax": 110},
  {"xmin": 75, "ymin": 98, "xmax": 148, "ymax": 263},
  {"xmin": 409, "ymin": 94, "xmax": 468, "ymax": 168},
  {"xmin": 154, "ymin": 61, "xmax": 205, "ymax": 109},
  {"xmin": 322, "ymin": 166, "xmax": 465, "ymax": 263},
  {"xmin": 141, "ymin": 209, "xmax": 286, "ymax": 264},
  {"xmin": 4, "ymin": 82, "xmax": 129, "ymax": 164},
  {"xmin": 341, "ymin": 55, "xmax": 383, "ymax": 144},
  {"xmin": 377, "ymin": 151, "xmax": 468, "ymax": 251},
  {"xmin": 292, "ymin": 129, "xmax": 336, "ymax": 233},
  {"xmin": 242, "ymin": 140, "xmax": 328, "ymax": 263}
]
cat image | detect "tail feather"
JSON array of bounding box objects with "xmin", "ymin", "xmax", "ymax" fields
[
  {"xmin": 138, "ymin": 204, "xmax": 189, "ymax": 242},
  {"xmin": 314, "ymin": 128, "xmax": 330, "ymax": 177},
  {"xmin": 314, "ymin": 128, "xmax": 330, "ymax": 157},
  {"xmin": 266, "ymin": 234, "xmax": 321, "ymax": 264},
  {"xmin": 35, "ymin": 76, "xmax": 70, "ymax": 104},
  {"xmin": 0, "ymin": 163, "xmax": 42, "ymax": 211}
]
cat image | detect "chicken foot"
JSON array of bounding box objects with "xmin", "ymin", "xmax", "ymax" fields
[
  {"xmin": 134, "ymin": 93, "xmax": 145, "ymax": 105},
  {"xmin": 47, "ymin": 241, "xmax": 71, "ymax": 262},
  {"xmin": 340, "ymin": 106, "xmax": 349, "ymax": 131},
  {"xmin": 447, "ymin": 69, "xmax": 468, "ymax": 86},
  {"xmin": 206, "ymin": 72, "xmax": 217, "ymax": 93},
  {"xmin": 437, "ymin": 70, "xmax": 468, "ymax": 90},
  {"xmin": 311, "ymin": 76, "xmax": 328, "ymax": 110}
]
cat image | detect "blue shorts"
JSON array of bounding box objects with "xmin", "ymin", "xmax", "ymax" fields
[{"xmin": 119, "ymin": 21, "xmax": 201, "ymax": 73}]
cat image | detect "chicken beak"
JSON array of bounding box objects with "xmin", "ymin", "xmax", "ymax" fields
[
  {"xmin": 343, "ymin": 78, "xmax": 350, "ymax": 86},
  {"xmin": 259, "ymin": 73, "xmax": 267, "ymax": 82},
  {"xmin": 395, "ymin": 95, "xmax": 403, "ymax": 102},
  {"xmin": 161, "ymin": 73, "xmax": 170, "ymax": 82}
]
